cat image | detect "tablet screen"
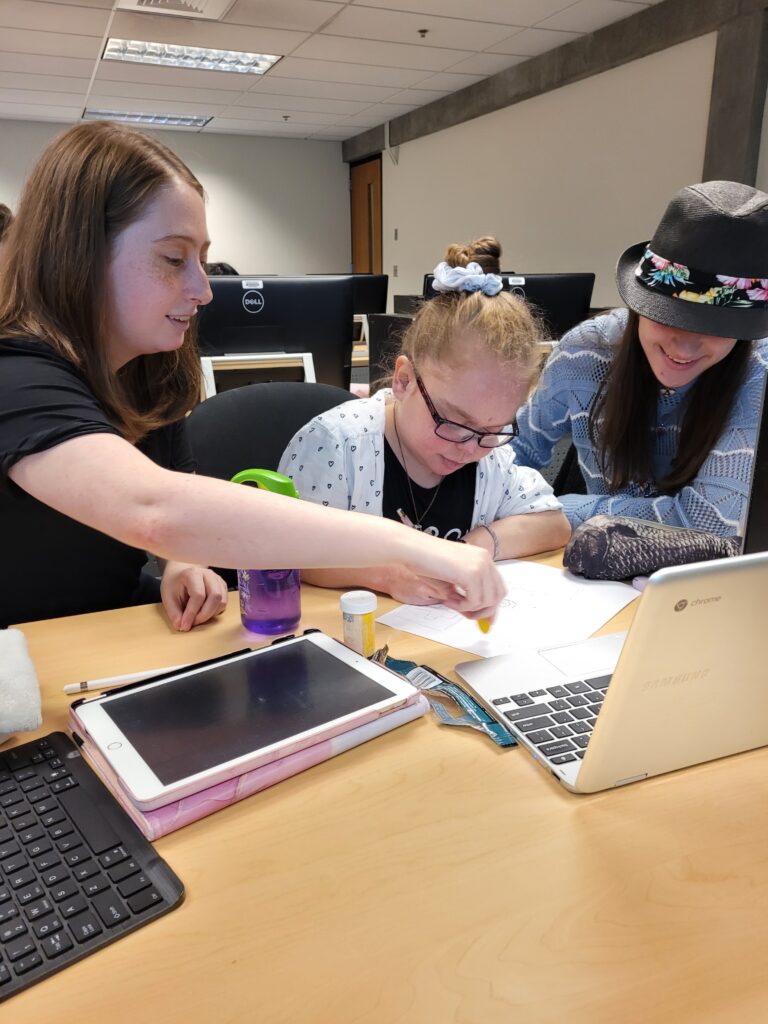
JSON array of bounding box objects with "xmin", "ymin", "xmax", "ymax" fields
[{"xmin": 103, "ymin": 643, "xmax": 394, "ymax": 784}]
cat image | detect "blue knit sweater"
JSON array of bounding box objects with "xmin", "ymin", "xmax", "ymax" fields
[{"xmin": 512, "ymin": 309, "xmax": 768, "ymax": 534}]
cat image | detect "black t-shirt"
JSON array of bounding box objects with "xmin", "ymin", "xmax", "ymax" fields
[
  {"xmin": 0, "ymin": 338, "xmax": 194, "ymax": 627},
  {"xmin": 382, "ymin": 438, "xmax": 475, "ymax": 540}
]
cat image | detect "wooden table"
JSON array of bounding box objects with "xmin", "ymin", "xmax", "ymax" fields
[{"xmin": 9, "ymin": 551, "xmax": 768, "ymax": 1022}]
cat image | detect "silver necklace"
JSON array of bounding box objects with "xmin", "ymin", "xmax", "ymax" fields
[{"xmin": 392, "ymin": 406, "xmax": 443, "ymax": 527}]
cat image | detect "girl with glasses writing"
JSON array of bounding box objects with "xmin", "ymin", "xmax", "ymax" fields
[{"xmin": 278, "ymin": 237, "xmax": 571, "ymax": 605}]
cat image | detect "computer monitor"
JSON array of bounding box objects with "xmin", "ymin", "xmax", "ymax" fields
[
  {"xmin": 309, "ymin": 273, "xmax": 388, "ymax": 315},
  {"xmin": 393, "ymin": 294, "xmax": 422, "ymax": 315},
  {"xmin": 422, "ymin": 272, "xmax": 596, "ymax": 339},
  {"xmin": 197, "ymin": 276, "xmax": 354, "ymax": 389}
]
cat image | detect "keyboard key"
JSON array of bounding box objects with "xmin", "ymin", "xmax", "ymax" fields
[
  {"xmin": 35, "ymin": 799, "xmax": 58, "ymax": 816},
  {"xmin": 6, "ymin": 934, "xmax": 36, "ymax": 962},
  {"xmin": 550, "ymin": 753, "xmax": 578, "ymax": 764},
  {"xmin": 73, "ymin": 861, "xmax": 100, "ymax": 882},
  {"xmin": 12, "ymin": 952, "xmax": 42, "ymax": 975},
  {"xmin": 49, "ymin": 824, "xmax": 74, "ymax": 842},
  {"xmin": 41, "ymin": 809, "xmax": 65, "ymax": 828},
  {"xmin": 0, "ymin": 905, "xmax": 18, "ymax": 926},
  {"xmin": 0, "ymin": 963, "xmax": 10, "ymax": 985},
  {"xmin": 0, "ymin": 792, "xmax": 23, "ymax": 809},
  {"xmin": 491, "ymin": 697, "xmax": 510, "ymax": 706},
  {"xmin": 539, "ymin": 740, "xmax": 576, "ymax": 757},
  {"xmin": 41, "ymin": 865, "xmax": 69, "ymax": 887},
  {"xmin": 587, "ymin": 674, "xmax": 613, "ymax": 690},
  {"xmin": 65, "ymin": 848, "xmax": 89, "ymax": 867},
  {"xmin": 83, "ymin": 875, "xmax": 110, "ymax": 898},
  {"xmin": 127, "ymin": 888, "xmax": 163, "ymax": 914},
  {"xmin": 528, "ymin": 688, "xmax": 547, "ymax": 697},
  {"xmin": 9, "ymin": 809, "xmax": 34, "ymax": 826},
  {"xmin": 116, "ymin": 873, "xmax": 151, "ymax": 899},
  {"xmin": 503, "ymin": 704, "xmax": 554, "ymax": 723},
  {"xmin": 546, "ymin": 685, "xmax": 569, "ymax": 698},
  {"xmin": 549, "ymin": 725, "xmax": 573, "ymax": 739},
  {"xmin": 99, "ymin": 847, "xmax": 129, "ymax": 869},
  {"xmin": 0, "ymin": 886, "xmax": 9, "ymax": 903},
  {"xmin": 26, "ymin": 838, "xmax": 52, "ymax": 860},
  {"xmin": 510, "ymin": 695, "xmax": 534, "ymax": 707},
  {"xmin": 576, "ymin": 751, "xmax": 585, "ymax": 759},
  {"xmin": 61, "ymin": 895, "xmax": 88, "ymax": 919},
  {"xmin": 24, "ymin": 897, "xmax": 53, "ymax": 921},
  {"xmin": 34, "ymin": 914, "xmax": 64, "ymax": 939},
  {"xmin": 0, "ymin": 919, "xmax": 27, "ymax": 942},
  {"xmin": 567, "ymin": 695, "xmax": 590, "ymax": 707},
  {"xmin": 57, "ymin": 836, "xmax": 81, "ymax": 854},
  {"xmin": 550, "ymin": 711, "xmax": 574, "ymax": 724},
  {"xmin": 4, "ymin": 751, "xmax": 31, "ymax": 771},
  {"xmin": 51, "ymin": 880, "xmax": 79, "ymax": 902},
  {"xmin": 517, "ymin": 715, "xmax": 553, "ymax": 732},
  {"xmin": 41, "ymin": 930, "xmax": 74, "ymax": 959},
  {"xmin": 587, "ymin": 691, "xmax": 604, "ymax": 705},
  {"xmin": 1, "ymin": 854, "xmax": 29, "ymax": 876},
  {"xmin": 20, "ymin": 777, "xmax": 44, "ymax": 794},
  {"xmin": 59, "ymin": 788, "xmax": 121, "ymax": 856},
  {"xmin": 572, "ymin": 735, "xmax": 590, "ymax": 749},
  {"xmin": 570, "ymin": 707, "xmax": 593, "ymax": 720},
  {"xmin": 12, "ymin": 770, "xmax": 36, "ymax": 784},
  {"xmin": 34, "ymin": 853, "xmax": 61, "ymax": 872},
  {"xmin": 19, "ymin": 825, "xmax": 45, "ymax": 845},
  {"xmin": 564, "ymin": 681, "xmax": 591, "ymax": 694},
  {"xmin": 17, "ymin": 884, "xmax": 44, "ymax": 906},
  {"xmin": 93, "ymin": 890, "xmax": 130, "ymax": 928},
  {"xmin": 525, "ymin": 729, "xmax": 552, "ymax": 745},
  {"xmin": 108, "ymin": 859, "xmax": 140, "ymax": 883},
  {"xmin": 24, "ymin": 787, "xmax": 49, "ymax": 807},
  {"xmin": 50, "ymin": 778, "xmax": 78, "ymax": 794},
  {"xmin": 548, "ymin": 699, "xmax": 571, "ymax": 712},
  {"xmin": 69, "ymin": 911, "xmax": 103, "ymax": 943},
  {"xmin": 570, "ymin": 721, "xmax": 591, "ymax": 735},
  {"xmin": 9, "ymin": 867, "xmax": 35, "ymax": 890},
  {"xmin": 0, "ymin": 840, "xmax": 19, "ymax": 861}
]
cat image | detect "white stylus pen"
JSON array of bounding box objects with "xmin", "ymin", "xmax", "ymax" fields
[{"xmin": 63, "ymin": 663, "xmax": 190, "ymax": 695}]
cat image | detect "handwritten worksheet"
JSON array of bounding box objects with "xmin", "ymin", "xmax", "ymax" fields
[{"xmin": 377, "ymin": 560, "xmax": 638, "ymax": 657}]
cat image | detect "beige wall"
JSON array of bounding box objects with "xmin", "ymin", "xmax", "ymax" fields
[
  {"xmin": 0, "ymin": 118, "xmax": 350, "ymax": 275},
  {"xmin": 382, "ymin": 33, "xmax": 717, "ymax": 310}
]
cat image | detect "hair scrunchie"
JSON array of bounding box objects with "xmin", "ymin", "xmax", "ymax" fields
[{"xmin": 431, "ymin": 260, "xmax": 503, "ymax": 297}]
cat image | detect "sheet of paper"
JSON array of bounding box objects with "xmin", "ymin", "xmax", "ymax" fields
[{"xmin": 377, "ymin": 560, "xmax": 638, "ymax": 657}]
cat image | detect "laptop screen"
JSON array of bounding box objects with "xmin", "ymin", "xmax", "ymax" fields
[{"xmin": 742, "ymin": 373, "xmax": 768, "ymax": 554}]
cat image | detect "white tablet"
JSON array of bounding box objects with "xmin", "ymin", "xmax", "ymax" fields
[{"xmin": 71, "ymin": 632, "xmax": 418, "ymax": 811}]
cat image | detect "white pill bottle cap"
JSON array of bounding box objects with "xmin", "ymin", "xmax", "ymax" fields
[{"xmin": 340, "ymin": 590, "xmax": 378, "ymax": 614}]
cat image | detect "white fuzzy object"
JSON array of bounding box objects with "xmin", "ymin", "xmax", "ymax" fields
[{"xmin": 0, "ymin": 629, "xmax": 42, "ymax": 745}]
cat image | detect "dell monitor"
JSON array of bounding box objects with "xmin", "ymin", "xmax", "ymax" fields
[
  {"xmin": 310, "ymin": 273, "xmax": 388, "ymax": 316},
  {"xmin": 422, "ymin": 272, "xmax": 595, "ymax": 339},
  {"xmin": 197, "ymin": 276, "xmax": 354, "ymax": 389}
]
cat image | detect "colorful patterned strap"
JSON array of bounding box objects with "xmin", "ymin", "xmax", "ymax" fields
[{"xmin": 636, "ymin": 247, "xmax": 768, "ymax": 308}]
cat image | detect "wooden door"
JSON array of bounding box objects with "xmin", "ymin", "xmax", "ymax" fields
[{"xmin": 350, "ymin": 156, "xmax": 382, "ymax": 273}]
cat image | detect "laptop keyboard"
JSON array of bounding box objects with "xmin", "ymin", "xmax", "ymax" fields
[
  {"xmin": 0, "ymin": 732, "xmax": 183, "ymax": 1002},
  {"xmin": 492, "ymin": 675, "xmax": 613, "ymax": 764}
]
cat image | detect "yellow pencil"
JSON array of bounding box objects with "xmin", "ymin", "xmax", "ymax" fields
[{"xmin": 477, "ymin": 618, "xmax": 491, "ymax": 634}]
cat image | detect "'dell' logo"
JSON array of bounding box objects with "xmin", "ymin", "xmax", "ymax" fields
[
  {"xmin": 674, "ymin": 599, "xmax": 688, "ymax": 612},
  {"xmin": 242, "ymin": 291, "xmax": 264, "ymax": 314}
]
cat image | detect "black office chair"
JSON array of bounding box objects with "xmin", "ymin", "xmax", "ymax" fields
[
  {"xmin": 187, "ymin": 381, "xmax": 355, "ymax": 584},
  {"xmin": 367, "ymin": 314, "xmax": 412, "ymax": 394}
]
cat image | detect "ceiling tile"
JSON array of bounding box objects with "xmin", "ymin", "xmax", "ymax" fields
[
  {"xmin": 34, "ymin": 0, "xmax": 113, "ymax": 8},
  {"xmin": 386, "ymin": 86, "xmax": 450, "ymax": 104},
  {"xmin": 89, "ymin": 78, "xmax": 245, "ymax": 105},
  {"xmin": 413, "ymin": 71, "xmax": 484, "ymax": 91},
  {"xmin": 269, "ymin": 56, "xmax": 426, "ymax": 87},
  {"xmin": 538, "ymin": 0, "xmax": 648, "ymax": 33},
  {"xmin": 217, "ymin": 105, "xmax": 338, "ymax": 123},
  {"xmin": 86, "ymin": 94, "xmax": 230, "ymax": 115},
  {"xmin": 232, "ymin": 92, "xmax": 366, "ymax": 115},
  {"xmin": 292, "ymin": 35, "xmax": 473, "ymax": 71},
  {"xmin": 0, "ymin": 101, "xmax": 79, "ymax": 120},
  {"xmin": 0, "ymin": 71, "xmax": 91, "ymax": 94},
  {"xmin": 0, "ymin": 87, "xmax": 86, "ymax": 107},
  {"xmin": 445, "ymin": 53, "xmax": 526, "ymax": 76},
  {"xmin": 0, "ymin": 28, "xmax": 102, "ymax": 60},
  {"xmin": 0, "ymin": 51, "xmax": 95, "ymax": 77},
  {"xmin": 0, "ymin": 0, "xmax": 109, "ymax": 35},
  {"xmin": 94, "ymin": 61, "xmax": 256, "ymax": 91},
  {"xmin": 225, "ymin": 0, "xmax": 344, "ymax": 32},
  {"xmin": 251, "ymin": 76, "xmax": 399, "ymax": 102},
  {"xmin": 322, "ymin": 7, "xmax": 525, "ymax": 50},
  {"xmin": 207, "ymin": 115, "xmax": 327, "ymax": 131},
  {"xmin": 352, "ymin": 0, "xmax": 575, "ymax": 26},
  {"xmin": 109, "ymin": 12, "xmax": 309, "ymax": 56},
  {"xmin": 487, "ymin": 26, "xmax": 581, "ymax": 56}
]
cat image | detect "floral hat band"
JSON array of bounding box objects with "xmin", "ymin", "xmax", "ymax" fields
[{"xmin": 636, "ymin": 246, "xmax": 768, "ymax": 309}]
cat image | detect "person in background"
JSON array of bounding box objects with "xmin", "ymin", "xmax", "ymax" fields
[
  {"xmin": 0, "ymin": 122, "xmax": 505, "ymax": 629},
  {"xmin": 0, "ymin": 203, "xmax": 13, "ymax": 258},
  {"xmin": 512, "ymin": 181, "xmax": 768, "ymax": 535},
  {"xmin": 204, "ymin": 261, "xmax": 238, "ymax": 276},
  {"xmin": 279, "ymin": 237, "xmax": 570, "ymax": 605}
]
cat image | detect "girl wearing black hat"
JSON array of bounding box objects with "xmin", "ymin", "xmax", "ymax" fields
[{"xmin": 512, "ymin": 180, "xmax": 768, "ymax": 536}]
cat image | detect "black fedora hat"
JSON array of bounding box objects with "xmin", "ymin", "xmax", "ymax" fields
[{"xmin": 616, "ymin": 181, "xmax": 768, "ymax": 340}]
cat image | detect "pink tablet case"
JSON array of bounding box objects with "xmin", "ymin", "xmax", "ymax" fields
[{"xmin": 69, "ymin": 695, "xmax": 429, "ymax": 841}]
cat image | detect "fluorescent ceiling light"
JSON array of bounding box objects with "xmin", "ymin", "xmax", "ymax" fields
[
  {"xmin": 103, "ymin": 37, "xmax": 281, "ymax": 74},
  {"xmin": 83, "ymin": 108, "xmax": 212, "ymax": 128}
]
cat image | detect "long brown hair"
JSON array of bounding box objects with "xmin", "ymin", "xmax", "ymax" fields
[
  {"xmin": 588, "ymin": 311, "xmax": 752, "ymax": 493},
  {"xmin": 0, "ymin": 121, "xmax": 204, "ymax": 442}
]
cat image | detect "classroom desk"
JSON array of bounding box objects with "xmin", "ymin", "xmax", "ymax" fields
[{"xmin": 10, "ymin": 550, "xmax": 768, "ymax": 1023}]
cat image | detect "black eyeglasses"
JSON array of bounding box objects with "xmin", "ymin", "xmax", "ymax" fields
[{"xmin": 413, "ymin": 370, "xmax": 519, "ymax": 448}]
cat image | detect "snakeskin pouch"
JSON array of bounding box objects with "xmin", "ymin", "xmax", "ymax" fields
[{"xmin": 563, "ymin": 515, "xmax": 741, "ymax": 581}]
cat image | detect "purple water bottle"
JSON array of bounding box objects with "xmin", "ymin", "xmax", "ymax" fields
[
  {"xmin": 231, "ymin": 469, "xmax": 302, "ymax": 636},
  {"xmin": 237, "ymin": 567, "xmax": 301, "ymax": 635}
]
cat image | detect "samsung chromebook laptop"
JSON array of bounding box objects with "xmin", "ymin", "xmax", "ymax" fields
[{"xmin": 456, "ymin": 551, "xmax": 768, "ymax": 793}]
